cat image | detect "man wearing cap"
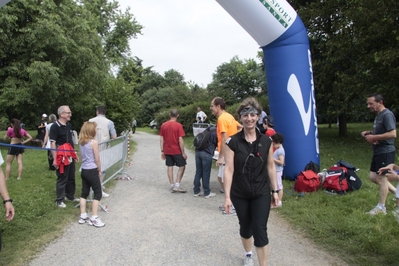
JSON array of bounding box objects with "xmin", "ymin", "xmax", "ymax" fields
[{"xmin": 37, "ymin": 114, "xmax": 48, "ymax": 146}]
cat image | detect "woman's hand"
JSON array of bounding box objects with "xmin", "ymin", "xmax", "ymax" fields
[{"xmin": 223, "ymin": 198, "xmax": 233, "ymax": 214}]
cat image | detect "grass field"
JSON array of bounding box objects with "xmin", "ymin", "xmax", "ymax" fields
[{"xmin": 1, "ymin": 124, "xmax": 398, "ymax": 265}]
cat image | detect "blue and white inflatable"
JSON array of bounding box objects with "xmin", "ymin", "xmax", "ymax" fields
[
  {"xmin": 0, "ymin": 0, "xmax": 10, "ymax": 8},
  {"xmin": 216, "ymin": 0, "xmax": 319, "ymax": 179}
]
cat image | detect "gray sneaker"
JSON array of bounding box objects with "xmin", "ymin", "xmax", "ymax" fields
[
  {"xmin": 367, "ymin": 205, "xmax": 387, "ymax": 215},
  {"xmin": 193, "ymin": 192, "xmax": 203, "ymax": 197},
  {"xmin": 173, "ymin": 186, "xmax": 187, "ymax": 193},
  {"xmin": 222, "ymin": 209, "xmax": 237, "ymax": 216},
  {"xmin": 244, "ymin": 255, "xmax": 254, "ymax": 266},
  {"xmin": 204, "ymin": 192, "xmax": 216, "ymax": 199},
  {"xmin": 392, "ymin": 207, "xmax": 399, "ymax": 223},
  {"xmin": 78, "ymin": 216, "xmax": 91, "ymax": 225}
]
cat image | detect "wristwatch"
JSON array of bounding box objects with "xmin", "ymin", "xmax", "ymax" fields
[
  {"xmin": 271, "ymin": 190, "xmax": 280, "ymax": 194},
  {"xmin": 3, "ymin": 199, "xmax": 13, "ymax": 204}
]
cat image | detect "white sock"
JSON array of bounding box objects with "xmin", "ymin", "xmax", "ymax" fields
[
  {"xmin": 91, "ymin": 215, "xmax": 98, "ymax": 219},
  {"xmin": 377, "ymin": 203, "xmax": 385, "ymax": 209},
  {"xmin": 175, "ymin": 182, "xmax": 180, "ymax": 187},
  {"xmin": 80, "ymin": 213, "xmax": 87, "ymax": 218},
  {"xmin": 245, "ymin": 251, "xmax": 252, "ymax": 257}
]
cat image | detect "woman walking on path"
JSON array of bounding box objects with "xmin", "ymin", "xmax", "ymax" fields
[
  {"xmin": 223, "ymin": 97, "xmax": 278, "ymax": 266},
  {"xmin": 77, "ymin": 122, "xmax": 105, "ymax": 227},
  {"xmin": 4, "ymin": 118, "xmax": 32, "ymax": 180}
]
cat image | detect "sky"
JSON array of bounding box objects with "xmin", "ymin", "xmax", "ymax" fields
[{"xmin": 118, "ymin": 0, "xmax": 261, "ymax": 87}]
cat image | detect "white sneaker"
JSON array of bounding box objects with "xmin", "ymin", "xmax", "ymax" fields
[
  {"xmin": 90, "ymin": 217, "xmax": 105, "ymax": 227},
  {"xmin": 244, "ymin": 255, "xmax": 254, "ymax": 266},
  {"xmin": 56, "ymin": 202, "xmax": 66, "ymax": 208},
  {"xmin": 193, "ymin": 192, "xmax": 203, "ymax": 197},
  {"xmin": 102, "ymin": 191, "xmax": 109, "ymax": 198},
  {"xmin": 204, "ymin": 192, "xmax": 216, "ymax": 199},
  {"xmin": 367, "ymin": 205, "xmax": 387, "ymax": 215}
]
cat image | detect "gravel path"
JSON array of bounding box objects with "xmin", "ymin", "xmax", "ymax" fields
[{"xmin": 29, "ymin": 131, "xmax": 347, "ymax": 266}]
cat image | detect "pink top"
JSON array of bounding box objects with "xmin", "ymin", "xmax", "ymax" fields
[{"xmin": 6, "ymin": 127, "xmax": 28, "ymax": 138}]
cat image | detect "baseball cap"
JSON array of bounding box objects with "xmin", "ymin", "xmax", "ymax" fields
[{"xmin": 42, "ymin": 114, "xmax": 47, "ymax": 118}]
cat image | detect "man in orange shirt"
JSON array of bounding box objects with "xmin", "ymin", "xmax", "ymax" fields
[{"xmin": 210, "ymin": 97, "xmax": 242, "ymax": 200}]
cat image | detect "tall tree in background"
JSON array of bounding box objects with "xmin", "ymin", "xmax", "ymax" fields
[
  {"xmin": 289, "ymin": 0, "xmax": 399, "ymax": 136},
  {"xmin": 0, "ymin": 0, "xmax": 142, "ymax": 130},
  {"xmin": 207, "ymin": 56, "xmax": 264, "ymax": 106}
]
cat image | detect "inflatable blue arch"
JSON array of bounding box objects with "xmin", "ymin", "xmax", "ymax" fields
[
  {"xmin": 0, "ymin": 0, "xmax": 319, "ymax": 179},
  {"xmin": 216, "ymin": 0, "xmax": 319, "ymax": 179}
]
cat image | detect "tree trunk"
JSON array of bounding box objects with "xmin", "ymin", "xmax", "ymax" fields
[{"xmin": 338, "ymin": 114, "xmax": 348, "ymax": 137}]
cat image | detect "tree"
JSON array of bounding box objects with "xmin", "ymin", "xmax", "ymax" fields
[
  {"xmin": 207, "ymin": 56, "xmax": 264, "ymax": 106},
  {"xmin": 289, "ymin": 0, "xmax": 399, "ymax": 136},
  {"xmin": 0, "ymin": 0, "xmax": 143, "ymax": 129}
]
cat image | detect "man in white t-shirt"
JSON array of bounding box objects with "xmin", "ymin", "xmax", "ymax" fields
[
  {"xmin": 196, "ymin": 107, "xmax": 207, "ymax": 123},
  {"xmin": 89, "ymin": 106, "xmax": 117, "ymax": 198}
]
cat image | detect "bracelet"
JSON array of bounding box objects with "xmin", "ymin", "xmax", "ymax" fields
[
  {"xmin": 3, "ymin": 199, "xmax": 13, "ymax": 204},
  {"xmin": 271, "ymin": 190, "xmax": 280, "ymax": 194},
  {"xmin": 161, "ymin": 150, "xmax": 164, "ymax": 152}
]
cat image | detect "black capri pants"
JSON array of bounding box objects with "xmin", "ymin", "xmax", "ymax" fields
[
  {"xmin": 80, "ymin": 168, "xmax": 102, "ymax": 201},
  {"xmin": 231, "ymin": 193, "xmax": 271, "ymax": 247}
]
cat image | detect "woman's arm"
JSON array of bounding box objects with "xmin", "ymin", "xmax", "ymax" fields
[
  {"xmin": 42, "ymin": 129, "xmax": 50, "ymax": 148},
  {"xmin": 223, "ymin": 145, "xmax": 235, "ymax": 214},
  {"xmin": 0, "ymin": 168, "xmax": 14, "ymax": 221},
  {"xmin": 91, "ymin": 140, "xmax": 102, "ymax": 174},
  {"xmin": 22, "ymin": 132, "xmax": 33, "ymax": 145}
]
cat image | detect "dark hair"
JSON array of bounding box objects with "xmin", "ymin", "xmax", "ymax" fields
[
  {"xmin": 170, "ymin": 109, "xmax": 179, "ymax": 117},
  {"xmin": 271, "ymin": 132, "xmax": 284, "ymax": 144},
  {"xmin": 212, "ymin": 97, "xmax": 226, "ymax": 110},
  {"xmin": 96, "ymin": 106, "xmax": 107, "ymax": 115},
  {"xmin": 11, "ymin": 118, "xmax": 22, "ymax": 138},
  {"xmin": 368, "ymin": 93, "xmax": 384, "ymax": 103},
  {"xmin": 262, "ymin": 115, "xmax": 274, "ymax": 128}
]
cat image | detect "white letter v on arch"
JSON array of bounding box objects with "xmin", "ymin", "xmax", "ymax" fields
[{"xmin": 287, "ymin": 74, "xmax": 311, "ymax": 136}]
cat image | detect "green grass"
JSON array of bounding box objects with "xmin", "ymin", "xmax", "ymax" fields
[{"xmin": 1, "ymin": 125, "xmax": 398, "ymax": 265}]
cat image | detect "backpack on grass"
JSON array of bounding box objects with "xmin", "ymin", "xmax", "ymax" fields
[
  {"xmin": 322, "ymin": 166, "xmax": 349, "ymax": 195},
  {"xmin": 193, "ymin": 127, "xmax": 211, "ymax": 150},
  {"xmin": 294, "ymin": 170, "xmax": 320, "ymax": 192},
  {"xmin": 304, "ymin": 161, "xmax": 320, "ymax": 174},
  {"xmin": 336, "ymin": 160, "xmax": 362, "ymax": 191}
]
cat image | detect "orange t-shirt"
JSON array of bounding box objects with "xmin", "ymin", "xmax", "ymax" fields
[{"xmin": 217, "ymin": 111, "xmax": 239, "ymax": 151}]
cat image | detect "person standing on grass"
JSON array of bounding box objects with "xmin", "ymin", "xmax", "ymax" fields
[
  {"xmin": 361, "ymin": 93, "xmax": 397, "ymax": 215},
  {"xmin": 89, "ymin": 106, "xmax": 117, "ymax": 198},
  {"xmin": 4, "ymin": 118, "xmax": 33, "ymax": 180},
  {"xmin": 223, "ymin": 97, "xmax": 278, "ymax": 266},
  {"xmin": 193, "ymin": 125, "xmax": 217, "ymax": 198},
  {"xmin": 0, "ymin": 152, "xmax": 15, "ymax": 253},
  {"xmin": 210, "ymin": 97, "xmax": 242, "ymax": 213},
  {"xmin": 271, "ymin": 133, "xmax": 285, "ymax": 208},
  {"xmin": 43, "ymin": 114, "xmax": 57, "ymax": 171},
  {"xmin": 36, "ymin": 114, "xmax": 47, "ymax": 146},
  {"xmin": 77, "ymin": 121, "xmax": 105, "ymax": 227},
  {"xmin": 50, "ymin": 105, "xmax": 79, "ymax": 208},
  {"xmin": 160, "ymin": 109, "xmax": 187, "ymax": 193}
]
